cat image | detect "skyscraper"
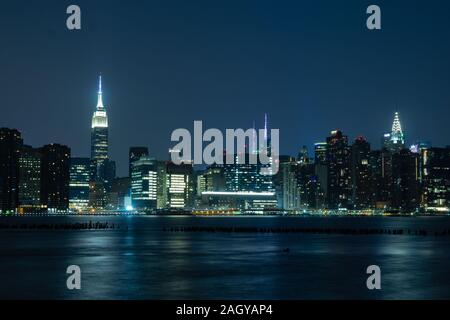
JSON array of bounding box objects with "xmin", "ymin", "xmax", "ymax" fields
[
  {"xmin": 69, "ymin": 157, "xmax": 91, "ymax": 211},
  {"xmin": 224, "ymin": 115, "xmax": 275, "ymax": 193},
  {"xmin": 156, "ymin": 160, "xmax": 168, "ymax": 209},
  {"xmin": 326, "ymin": 130, "xmax": 351, "ymax": 209},
  {"xmin": 18, "ymin": 145, "xmax": 42, "ymax": 213},
  {"xmin": 420, "ymin": 147, "xmax": 450, "ymax": 212},
  {"xmin": 131, "ymin": 156, "xmax": 158, "ymax": 211},
  {"xmin": 314, "ymin": 142, "xmax": 328, "ymax": 201},
  {"xmin": 91, "ymin": 75, "xmax": 109, "ymax": 182},
  {"xmin": 350, "ymin": 137, "xmax": 371, "ymax": 209},
  {"xmin": 0, "ymin": 128, "xmax": 23, "ymax": 213},
  {"xmin": 277, "ymin": 156, "xmax": 300, "ymax": 210},
  {"xmin": 391, "ymin": 149, "xmax": 419, "ymax": 212},
  {"xmin": 368, "ymin": 150, "xmax": 387, "ymax": 208},
  {"xmin": 40, "ymin": 144, "xmax": 71, "ymax": 212},
  {"xmin": 166, "ymin": 162, "xmax": 194, "ymax": 209}
]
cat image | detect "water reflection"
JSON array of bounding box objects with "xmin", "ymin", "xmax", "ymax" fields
[{"xmin": 0, "ymin": 216, "xmax": 449, "ymax": 299}]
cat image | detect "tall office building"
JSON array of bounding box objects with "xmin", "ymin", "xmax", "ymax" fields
[
  {"xmin": 18, "ymin": 145, "xmax": 42, "ymax": 213},
  {"xmin": 224, "ymin": 153, "xmax": 274, "ymax": 193},
  {"xmin": 297, "ymin": 161, "xmax": 324, "ymax": 209},
  {"xmin": 98, "ymin": 159, "xmax": 116, "ymax": 191},
  {"xmin": 131, "ymin": 156, "xmax": 158, "ymax": 210},
  {"xmin": 326, "ymin": 130, "xmax": 351, "ymax": 209},
  {"xmin": 420, "ymin": 147, "xmax": 450, "ymax": 212},
  {"xmin": 166, "ymin": 162, "xmax": 193, "ymax": 209},
  {"xmin": 391, "ymin": 149, "xmax": 419, "ymax": 212},
  {"xmin": 196, "ymin": 172, "xmax": 207, "ymax": 197},
  {"xmin": 156, "ymin": 160, "xmax": 168, "ymax": 209},
  {"xmin": 368, "ymin": 150, "xmax": 387, "ymax": 208},
  {"xmin": 0, "ymin": 128, "xmax": 23, "ymax": 214},
  {"xmin": 129, "ymin": 147, "xmax": 149, "ymax": 178},
  {"xmin": 350, "ymin": 137, "xmax": 372, "ymax": 209},
  {"xmin": 40, "ymin": 144, "xmax": 70, "ymax": 212},
  {"xmin": 91, "ymin": 75, "xmax": 110, "ymax": 182},
  {"xmin": 274, "ymin": 156, "xmax": 299, "ymax": 210},
  {"xmin": 69, "ymin": 157, "xmax": 90, "ymax": 211},
  {"xmin": 314, "ymin": 142, "xmax": 328, "ymax": 200}
]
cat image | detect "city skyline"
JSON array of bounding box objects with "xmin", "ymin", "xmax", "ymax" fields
[
  {"xmin": 3, "ymin": 1, "xmax": 450, "ymax": 305},
  {"xmin": 0, "ymin": 75, "xmax": 444, "ymax": 178},
  {"xmin": 1, "ymin": 0, "xmax": 450, "ymax": 176},
  {"xmin": 2, "ymin": 92, "xmax": 449, "ymax": 214}
]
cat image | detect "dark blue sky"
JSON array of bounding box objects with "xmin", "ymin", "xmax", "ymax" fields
[{"xmin": 1, "ymin": 0, "xmax": 450, "ymax": 176}]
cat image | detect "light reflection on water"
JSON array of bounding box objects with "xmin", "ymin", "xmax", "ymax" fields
[{"xmin": 0, "ymin": 216, "xmax": 449, "ymax": 299}]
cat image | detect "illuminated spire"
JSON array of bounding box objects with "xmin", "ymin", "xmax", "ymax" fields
[
  {"xmin": 391, "ymin": 112, "xmax": 402, "ymax": 134},
  {"xmin": 264, "ymin": 113, "xmax": 268, "ymax": 141},
  {"xmin": 96, "ymin": 74, "xmax": 104, "ymax": 109},
  {"xmin": 390, "ymin": 111, "xmax": 404, "ymax": 146},
  {"xmin": 92, "ymin": 74, "xmax": 108, "ymax": 128},
  {"xmin": 251, "ymin": 121, "xmax": 257, "ymax": 154}
]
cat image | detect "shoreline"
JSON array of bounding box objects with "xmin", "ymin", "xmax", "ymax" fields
[{"xmin": 0, "ymin": 213, "xmax": 449, "ymax": 218}]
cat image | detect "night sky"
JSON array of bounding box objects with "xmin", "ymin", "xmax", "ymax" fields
[{"xmin": 1, "ymin": 0, "xmax": 450, "ymax": 176}]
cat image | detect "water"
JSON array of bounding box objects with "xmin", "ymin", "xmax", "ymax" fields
[{"xmin": 0, "ymin": 215, "xmax": 449, "ymax": 300}]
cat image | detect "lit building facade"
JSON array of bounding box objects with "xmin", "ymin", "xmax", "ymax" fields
[
  {"xmin": 156, "ymin": 160, "xmax": 168, "ymax": 209},
  {"xmin": 297, "ymin": 161, "xmax": 324, "ymax": 209},
  {"xmin": 201, "ymin": 191, "xmax": 277, "ymax": 213},
  {"xmin": 91, "ymin": 75, "xmax": 110, "ymax": 182},
  {"xmin": 420, "ymin": 147, "xmax": 450, "ymax": 212},
  {"xmin": 40, "ymin": 144, "xmax": 71, "ymax": 212},
  {"xmin": 391, "ymin": 149, "xmax": 420, "ymax": 212},
  {"xmin": 350, "ymin": 136, "xmax": 371, "ymax": 209},
  {"xmin": 166, "ymin": 162, "xmax": 193, "ymax": 209},
  {"xmin": 131, "ymin": 156, "xmax": 158, "ymax": 211},
  {"xmin": 18, "ymin": 145, "xmax": 42, "ymax": 213},
  {"xmin": 89, "ymin": 181, "xmax": 107, "ymax": 209},
  {"xmin": 224, "ymin": 153, "xmax": 274, "ymax": 193},
  {"xmin": 0, "ymin": 128, "xmax": 22, "ymax": 214},
  {"xmin": 69, "ymin": 157, "xmax": 90, "ymax": 211},
  {"xmin": 275, "ymin": 156, "xmax": 300, "ymax": 210},
  {"xmin": 314, "ymin": 142, "xmax": 328, "ymax": 200},
  {"xmin": 326, "ymin": 130, "xmax": 351, "ymax": 209}
]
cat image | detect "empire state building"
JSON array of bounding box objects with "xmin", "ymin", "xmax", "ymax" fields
[{"xmin": 91, "ymin": 75, "xmax": 113, "ymax": 182}]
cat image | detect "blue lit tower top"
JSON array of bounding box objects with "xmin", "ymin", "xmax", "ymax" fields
[{"xmin": 390, "ymin": 112, "xmax": 404, "ymax": 146}]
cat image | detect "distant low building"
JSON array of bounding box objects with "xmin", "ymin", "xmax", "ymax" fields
[
  {"xmin": 201, "ymin": 191, "xmax": 277, "ymax": 214},
  {"xmin": 108, "ymin": 177, "xmax": 131, "ymax": 210},
  {"xmin": 89, "ymin": 181, "xmax": 107, "ymax": 209}
]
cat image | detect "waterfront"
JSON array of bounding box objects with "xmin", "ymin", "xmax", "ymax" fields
[{"xmin": 0, "ymin": 216, "xmax": 450, "ymax": 299}]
